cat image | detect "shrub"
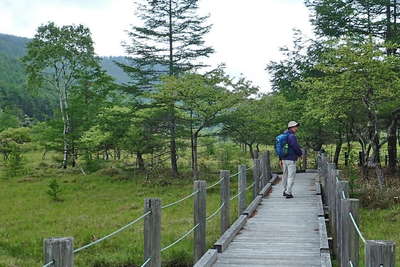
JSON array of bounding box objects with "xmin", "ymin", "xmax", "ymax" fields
[
  {"xmin": 354, "ymin": 178, "xmax": 400, "ymax": 209},
  {"xmin": 47, "ymin": 179, "xmax": 62, "ymax": 201}
]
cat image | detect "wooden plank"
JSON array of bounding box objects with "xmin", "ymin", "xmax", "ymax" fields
[
  {"xmin": 315, "ymin": 182, "xmax": 322, "ymax": 195},
  {"xmin": 144, "ymin": 198, "xmax": 161, "ymax": 267},
  {"xmin": 214, "ymin": 215, "xmax": 247, "ymax": 253},
  {"xmin": 258, "ymin": 182, "xmax": 272, "ymax": 196},
  {"xmin": 319, "ymin": 216, "xmax": 330, "ymax": 252},
  {"xmin": 242, "ymin": 195, "xmax": 262, "ymax": 217},
  {"xmin": 193, "ymin": 249, "xmax": 218, "ymax": 267},
  {"xmin": 194, "ymin": 180, "xmax": 207, "ymax": 262},
  {"xmin": 321, "ymin": 252, "xmax": 332, "ymax": 267},
  {"xmin": 220, "ymin": 170, "xmax": 230, "ymax": 235},
  {"xmin": 44, "ymin": 237, "xmax": 74, "ymax": 267},
  {"xmin": 270, "ymin": 173, "xmax": 278, "ymax": 184},
  {"xmin": 365, "ymin": 240, "xmax": 396, "ymax": 267},
  {"xmin": 211, "ymin": 173, "xmax": 322, "ymax": 266},
  {"xmin": 238, "ymin": 165, "xmax": 247, "ymax": 216},
  {"xmin": 317, "ymin": 195, "xmax": 325, "ymax": 217}
]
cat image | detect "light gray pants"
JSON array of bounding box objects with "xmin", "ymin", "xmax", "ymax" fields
[{"xmin": 282, "ymin": 160, "xmax": 296, "ymax": 194}]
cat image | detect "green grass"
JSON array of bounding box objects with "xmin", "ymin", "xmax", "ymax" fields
[
  {"xmin": 0, "ymin": 149, "xmax": 257, "ymax": 267},
  {"xmin": 358, "ymin": 205, "xmax": 400, "ymax": 265}
]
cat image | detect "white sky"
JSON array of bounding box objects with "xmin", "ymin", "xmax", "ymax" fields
[{"xmin": 0, "ymin": 0, "xmax": 314, "ymax": 92}]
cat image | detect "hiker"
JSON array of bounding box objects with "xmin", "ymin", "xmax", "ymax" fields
[{"xmin": 278, "ymin": 121, "xmax": 303, "ymax": 199}]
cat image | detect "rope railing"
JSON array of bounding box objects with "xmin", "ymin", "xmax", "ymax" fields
[
  {"xmin": 318, "ymin": 151, "xmax": 396, "ymax": 266},
  {"xmin": 73, "ymin": 210, "xmax": 151, "ymax": 254},
  {"xmin": 42, "ymin": 260, "xmax": 55, "ymax": 267},
  {"xmin": 206, "ymin": 203, "xmax": 225, "ymax": 221},
  {"xmin": 160, "ymin": 224, "xmax": 199, "ymax": 252},
  {"xmin": 349, "ymin": 212, "xmax": 367, "ymax": 244},
  {"xmin": 230, "ymin": 191, "xmax": 241, "ymax": 201},
  {"xmin": 246, "ymin": 182, "xmax": 255, "ymax": 191},
  {"xmin": 41, "ymin": 151, "xmax": 275, "ymax": 267},
  {"xmin": 161, "ymin": 191, "xmax": 199, "ymax": 210},
  {"xmin": 230, "ymin": 171, "xmax": 240, "ymax": 178},
  {"xmin": 206, "ymin": 177, "xmax": 224, "ymax": 190},
  {"xmin": 140, "ymin": 258, "xmax": 151, "ymax": 267}
]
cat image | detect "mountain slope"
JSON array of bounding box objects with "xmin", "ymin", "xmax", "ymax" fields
[{"xmin": 0, "ymin": 33, "xmax": 131, "ymax": 120}]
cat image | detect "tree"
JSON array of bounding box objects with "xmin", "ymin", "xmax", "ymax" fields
[
  {"xmin": 305, "ymin": 0, "xmax": 400, "ymax": 43},
  {"xmin": 22, "ymin": 22, "xmax": 109, "ymax": 168},
  {"xmin": 306, "ymin": 0, "xmax": 400, "ymax": 169},
  {"xmin": 157, "ymin": 72, "xmax": 247, "ymax": 179},
  {"xmin": 121, "ymin": 0, "xmax": 214, "ymax": 177},
  {"xmin": 300, "ymin": 39, "xmax": 400, "ymax": 183}
]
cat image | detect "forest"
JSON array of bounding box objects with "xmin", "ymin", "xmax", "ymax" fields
[{"xmin": 0, "ymin": 0, "xmax": 399, "ymax": 266}]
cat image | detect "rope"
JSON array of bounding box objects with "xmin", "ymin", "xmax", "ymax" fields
[
  {"xmin": 73, "ymin": 211, "xmax": 151, "ymax": 253},
  {"xmin": 161, "ymin": 191, "xmax": 199, "ymax": 209},
  {"xmin": 246, "ymin": 182, "xmax": 255, "ymax": 191},
  {"xmin": 140, "ymin": 258, "xmax": 151, "ymax": 267},
  {"xmin": 206, "ymin": 203, "xmax": 224, "ymax": 221},
  {"xmin": 206, "ymin": 177, "xmax": 224, "ymax": 190},
  {"xmin": 349, "ymin": 212, "xmax": 367, "ymax": 244},
  {"xmin": 230, "ymin": 191, "xmax": 241, "ymax": 201},
  {"xmin": 246, "ymin": 166, "xmax": 253, "ymax": 171},
  {"xmin": 230, "ymin": 171, "xmax": 240, "ymax": 178},
  {"xmin": 342, "ymin": 191, "xmax": 346, "ymax": 199},
  {"xmin": 43, "ymin": 260, "xmax": 55, "ymax": 267},
  {"xmin": 160, "ymin": 224, "xmax": 199, "ymax": 252}
]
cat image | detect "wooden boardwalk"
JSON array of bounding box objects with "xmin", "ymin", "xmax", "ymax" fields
[{"xmin": 212, "ymin": 172, "xmax": 325, "ymax": 267}]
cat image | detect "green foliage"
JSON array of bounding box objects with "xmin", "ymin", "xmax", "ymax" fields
[
  {"xmin": 0, "ymin": 109, "xmax": 20, "ymax": 131},
  {"xmin": 46, "ymin": 179, "xmax": 62, "ymax": 201},
  {"xmin": 0, "ymin": 127, "xmax": 31, "ymax": 177}
]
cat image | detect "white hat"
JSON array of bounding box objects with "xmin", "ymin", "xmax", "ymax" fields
[{"xmin": 288, "ymin": 121, "xmax": 300, "ymax": 128}]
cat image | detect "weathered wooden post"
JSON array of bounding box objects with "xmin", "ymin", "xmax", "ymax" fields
[
  {"xmin": 365, "ymin": 240, "xmax": 396, "ymax": 267},
  {"xmin": 302, "ymin": 148, "xmax": 308, "ymax": 170},
  {"xmin": 44, "ymin": 237, "xmax": 74, "ymax": 267},
  {"xmin": 335, "ymin": 180, "xmax": 349, "ymax": 264},
  {"xmin": 265, "ymin": 151, "xmax": 272, "ymax": 181},
  {"xmin": 220, "ymin": 170, "xmax": 230, "ymax": 234},
  {"xmin": 144, "ymin": 198, "xmax": 161, "ymax": 267},
  {"xmin": 260, "ymin": 152, "xmax": 268, "ymax": 188},
  {"xmin": 238, "ymin": 165, "xmax": 247, "ymax": 216},
  {"xmin": 340, "ymin": 198, "xmax": 359, "ymax": 266},
  {"xmin": 194, "ymin": 180, "xmax": 207, "ymax": 262},
  {"xmin": 253, "ymin": 159, "xmax": 261, "ymax": 198}
]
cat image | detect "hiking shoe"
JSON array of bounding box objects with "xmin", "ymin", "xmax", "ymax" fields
[
  {"xmin": 283, "ymin": 191, "xmax": 288, "ymax": 197},
  {"xmin": 285, "ymin": 193, "xmax": 294, "ymax": 199}
]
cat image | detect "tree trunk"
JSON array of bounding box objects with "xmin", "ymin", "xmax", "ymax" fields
[
  {"xmin": 388, "ymin": 108, "xmax": 400, "ymax": 173},
  {"xmin": 248, "ymin": 144, "xmax": 255, "ymax": 159},
  {"xmin": 192, "ymin": 134, "xmax": 199, "ymax": 180},
  {"xmin": 333, "ymin": 141, "xmax": 342, "ymax": 167},
  {"xmin": 137, "ymin": 152, "xmax": 145, "ymax": 171}
]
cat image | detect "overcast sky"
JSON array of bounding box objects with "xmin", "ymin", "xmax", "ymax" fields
[{"xmin": 0, "ymin": 0, "xmax": 314, "ymax": 92}]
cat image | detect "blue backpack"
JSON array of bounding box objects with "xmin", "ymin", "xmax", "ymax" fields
[{"xmin": 275, "ymin": 132, "xmax": 290, "ymax": 158}]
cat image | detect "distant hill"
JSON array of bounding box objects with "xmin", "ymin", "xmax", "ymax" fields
[{"xmin": 0, "ymin": 33, "xmax": 132, "ymax": 121}]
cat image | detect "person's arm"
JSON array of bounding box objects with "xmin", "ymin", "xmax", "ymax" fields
[{"xmin": 288, "ymin": 134, "xmax": 303, "ymax": 156}]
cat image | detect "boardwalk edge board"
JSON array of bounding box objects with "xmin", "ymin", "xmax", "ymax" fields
[
  {"xmin": 242, "ymin": 195, "xmax": 262, "ymax": 217},
  {"xmin": 317, "ymin": 195, "xmax": 325, "ymax": 217},
  {"xmin": 258, "ymin": 183, "xmax": 272, "ymax": 196},
  {"xmin": 321, "ymin": 252, "xmax": 332, "ymax": 267},
  {"xmin": 193, "ymin": 249, "xmax": 218, "ymax": 267},
  {"xmin": 319, "ymin": 216, "xmax": 330, "ymax": 252},
  {"xmin": 213, "ymin": 215, "xmax": 247, "ymax": 253},
  {"xmin": 315, "ymin": 182, "xmax": 322, "ymax": 195}
]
